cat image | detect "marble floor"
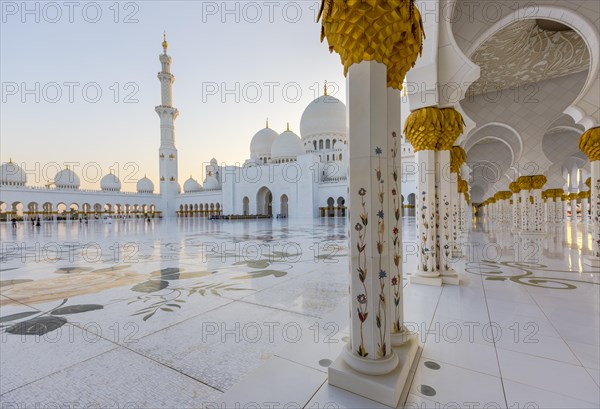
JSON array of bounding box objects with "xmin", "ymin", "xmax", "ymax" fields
[{"xmin": 0, "ymin": 217, "xmax": 598, "ymax": 408}]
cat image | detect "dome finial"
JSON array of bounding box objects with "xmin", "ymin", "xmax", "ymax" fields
[
  {"xmin": 266, "ymin": 118, "xmax": 269, "ymax": 128},
  {"xmin": 324, "ymin": 80, "xmax": 328, "ymax": 96},
  {"xmin": 8, "ymin": 157, "xmax": 12, "ymax": 164},
  {"xmin": 287, "ymin": 122, "xmax": 290, "ymax": 132},
  {"xmin": 162, "ymin": 31, "xmax": 168, "ymax": 51}
]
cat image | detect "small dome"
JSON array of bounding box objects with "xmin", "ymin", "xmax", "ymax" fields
[
  {"xmin": 137, "ymin": 176, "xmax": 154, "ymax": 193},
  {"xmin": 100, "ymin": 173, "xmax": 122, "ymax": 191},
  {"xmin": 0, "ymin": 160, "xmax": 27, "ymax": 186},
  {"xmin": 54, "ymin": 168, "xmax": 80, "ymax": 189},
  {"xmin": 183, "ymin": 176, "xmax": 202, "ymax": 193},
  {"xmin": 203, "ymin": 174, "xmax": 220, "ymax": 190},
  {"xmin": 271, "ymin": 128, "xmax": 305, "ymax": 160},
  {"xmin": 300, "ymin": 94, "xmax": 346, "ymax": 140},
  {"xmin": 250, "ymin": 126, "xmax": 279, "ymax": 157},
  {"xmin": 210, "ymin": 158, "xmax": 218, "ymax": 165}
]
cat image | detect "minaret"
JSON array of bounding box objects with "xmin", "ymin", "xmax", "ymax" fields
[{"xmin": 155, "ymin": 33, "xmax": 179, "ymax": 216}]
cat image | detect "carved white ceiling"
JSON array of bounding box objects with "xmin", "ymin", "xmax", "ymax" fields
[{"xmin": 468, "ymin": 19, "xmax": 590, "ymax": 96}]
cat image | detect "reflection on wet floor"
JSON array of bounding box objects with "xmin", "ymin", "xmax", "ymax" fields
[{"xmin": 0, "ymin": 217, "xmax": 598, "ymax": 408}]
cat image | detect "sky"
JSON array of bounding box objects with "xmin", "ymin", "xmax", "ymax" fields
[{"xmin": 0, "ymin": 0, "xmax": 347, "ymax": 190}]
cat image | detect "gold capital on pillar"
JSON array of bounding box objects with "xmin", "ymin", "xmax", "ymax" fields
[
  {"xmin": 318, "ymin": 0, "xmax": 424, "ymax": 89},
  {"xmin": 531, "ymin": 175, "xmax": 547, "ymax": 190},
  {"xmin": 517, "ymin": 176, "xmax": 533, "ymax": 191},
  {"xmin": 404, "ymin": 106, "xmax": 443, "ymax": 151},
  {"xmin": 579, "ymin": 127, "xmax": 600, "ymax": 161},
  {"xmin": 509, "ymin": 182, "xmax": 521, "ymax": 194},
  {"xmin": 451, "ymin": 146, "xmax": 467, "ymax": 174},
  {"xmin": 439, "ymin": 108, "xmax": 465, "ymax": 151}
]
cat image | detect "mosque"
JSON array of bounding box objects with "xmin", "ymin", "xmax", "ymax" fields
[
  {"xmin": 1, "ymin": 1, "xmax": 600, "ymax": 408},
  {"xmin": 0, "ymin": 35, "xmax": 419, "ymax": 221}
]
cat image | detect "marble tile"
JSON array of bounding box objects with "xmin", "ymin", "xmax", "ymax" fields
[
  {"xmin": 306, "ymin": 383, "xmax": 389, "ymax": 408},
  {"xmin": 0, "ymin": 347, "xmax": 221, "ymax": 408},
  {"xmin": 409, "ymin": 357, "xmax": 505, "ymax": 407},
  {"xmin": 128, "ymin": 300, "xmax": 318, "ymax": 391},
  {"xmin": 503, "ymin": 380, "xmax": 598, "ymax": 409},
  {"xmin": 497, "ymin": 349, "xmax": 600, "ymax": 405},
  {"xmin": 215, "ymin": 356, "xmax": 327, "ymax": 408},
  {"xmin": 422, "ymin": 337, "xmax": 500, "ymax": 376},
  {"xmin": 1, "ymin": 313, "xmax": 118, "ymax": 394}
]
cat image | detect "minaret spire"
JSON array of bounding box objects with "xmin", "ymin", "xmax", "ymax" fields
[
  {"xmin": 324, "ymin": 80, "xmax": 328, "ymax": 96},
  {"xmin": 162, "ymin": 31, "xmax": 168, "ymax": 54},
  {"xmin": 155, "ymin": 34, "xmax": 179, "ymax": 215}
]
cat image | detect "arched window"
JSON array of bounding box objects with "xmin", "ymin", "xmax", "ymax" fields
[
  {"xmin": 319, "ymin": 140, "xmax": 324, "ymax": 150},
  {"xmin": 313, "ymin": 141, "xmax": 317, "ymax": 150},
  {"xmin": 326, "ymin": 140, "xmax": 331, "ymax": 149}
]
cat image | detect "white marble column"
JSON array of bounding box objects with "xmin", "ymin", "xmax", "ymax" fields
[
  {"xmin": 570, "ymin": 195, "xmax": 578, "ymax": 222},
  {"xmin": 580, "ymin": 194, "xmax": 589, "ymax": 224},
  {"xmin": 530, "ymin": 188, "xmax": 544, "ymax": 233},
  {"xmin": 510, "ymin": 183, "xmax": 521, "ymax": 232},
  {"xmin": 387, "ymin": 88, "xmax": 408, "ymax": 345},
  {"xmin": 520, "ymin": 190, "xmax": 530, "ymax": 232},
  {"xmin": 415, "ymin": 149, "xmax": 438, "ymax": 279},
  {"xmin": 436, "ymin": 149, "xmax": 457, "ymax": 276},
  {"xmin": 344, "ymin": 60, "xmax": 395, "ymax": 370},
  {"xmin": 584, "ymin": 160, "xmax": 600, "ymax": 265}
]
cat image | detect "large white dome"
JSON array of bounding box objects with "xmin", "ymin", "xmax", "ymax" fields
[
  {"xmin": 250, "ymin": 126, "xmax": 278, "ymax": 157},
  {"xmin": 271, "ymin": 129, "xmax": 305, "ymax": 160},
  {"xmin": 300, "ymin": 95, "xmax": 346, "ymax": 140},
  {"xmin": 137, "ymin": 176, "xmax": 154, "ymax": 193},
  {"xmin": 100, "ymin": 173, "xmax": 121, "ymax": 191},
  {"xmin": 203, "ymin": 174, "xmax": 220, "ymax": 190},
  {"xmin": 183, "ymin": 176, "xmax": 202, "ymax": 193},
  {"xmin": 0, "ymin": 160, "xmax": 27, "ymax": 186},
  {"xmin": 54, "ymin": 168, "xmax": 80, "ymax": 189}
]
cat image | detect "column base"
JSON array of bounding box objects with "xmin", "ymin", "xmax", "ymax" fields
[
  {"xmin": 441, "ymin": 269, "xmax": 460, "ymax": 285},
  {"xmin": 583, "ymin": 256, "xmax": 600, "ymax": 267},
  {"xmin": 410, "ymin": 275, "xmax": 443, "ymax": 286},
  {"xmin": 328, "ymin": 333, "xmax": 419, "ymax": 407}
]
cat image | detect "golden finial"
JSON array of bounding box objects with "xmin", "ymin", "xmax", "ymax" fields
[
  {"xmin": 8, "ymin": 157, "xmax": 12, "ymax": 164},
  {"xmin": 266, "ymin": 118, "xmax": 269, "ymax": 128},
  {"xmin": 324, "ymin": 80, "xmax": 328, "ymax": 96},
  {"xmin": 162, "ymin": 31, "xmax": 168, "ymax": 50},
  {"xmin": 287, "ymin": 122, "xmax": 290, "ymax": 132}
]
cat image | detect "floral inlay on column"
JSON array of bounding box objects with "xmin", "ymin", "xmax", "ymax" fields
[
  {"xmin": 374, "ymin": 147, "xmax": 388, "ymax": 358},
  {"xmin": 390, "ymin": 132, "xmax": 403, "ymax": 335},
  {"xmin": 355, "ymin": 187, "xmax": 369, "ymax": 357}
]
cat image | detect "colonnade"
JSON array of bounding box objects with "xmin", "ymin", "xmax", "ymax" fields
[{"xmin": 480, "ymin": 127, "xmax": 599, "ymax": 267}]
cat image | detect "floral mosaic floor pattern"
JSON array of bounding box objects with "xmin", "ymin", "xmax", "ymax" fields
[{"xmin": 0, "ymin": 217, "xmax": 598, "ymax": 408}]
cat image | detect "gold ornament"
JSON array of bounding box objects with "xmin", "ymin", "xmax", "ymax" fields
[
  {"xmin": 404, "ymin": 106, "xmax": 443, "ymax": 152},
  {"xmin": 450, "ymin": 146, "xmax": 467, "ymax": 173},
  {"xmin": 579, "ymin": 127, "xmax": 600, "ymax": 162},
  {"xmin": 517, "ymin": 176, "xmax": 533, "ymax": 191},
  {"xmin": 318, "ymin": 0, "xmax": 425, "ymax": 90},
  {"xmin": 586, "ymin": 177, "xmax": 591, "ymax": 189},
  {"xmin": 509, "ymin": 182, "xmax": 520, "ymax": 194},
  {"xmin": 531, "ymin": 175, "xmax": 547, "ymax": 190},
  {"xmin": 439, "ymin": 108, "xmax": 465, "ymax": 151},
  {"xmin": 578, "ymin": 191, "xmax": 590, "ymax": 200}
]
